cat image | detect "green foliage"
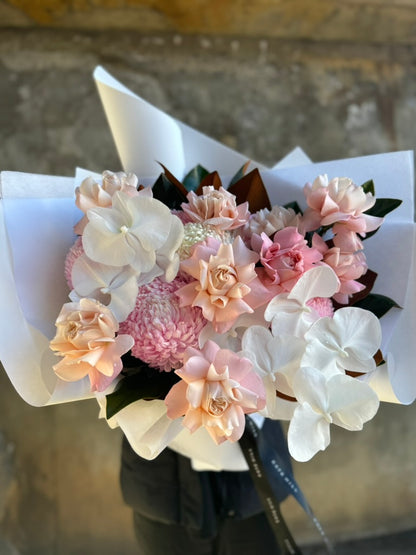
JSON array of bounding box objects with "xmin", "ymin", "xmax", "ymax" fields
[
  {"xmin": 152, "ymin": 173, "xmax": 187, "ymax": 209},
  {"xmin": 106, "ymin": 367, "xmax": 180, "ymax": 420},
  {"xmin": 365, "ymin": 198, "xmax": 402, "ymax": 219},
  {"xmin": 361, "ymin": 180, "xmax": 375, "ymax": 196},
  {"xmin": 363, "ymin": 197, "xmax": 402, "ymax": 240},
  {"xmin": 283, "ymin": 201, "xmax": 303, "ymax": 215},
  {"xmin": 354, "ymin": 293, "xmax": 400, "ymax": 319},
  {"xmin": 183, "ymin": 164, "xmax": 209, "ymax": 192},
  {"xmin": 228, "ymin": 161, "xmax": 251, "ymax": 187}
]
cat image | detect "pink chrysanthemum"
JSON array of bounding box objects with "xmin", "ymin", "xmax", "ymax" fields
[
  {"xmin": 119, "ymin": 275, "xmax": 206, "ymax": 371},
  {"xmin": 64, "ymin": 236, "xmax": 84, "ymax": 289}
]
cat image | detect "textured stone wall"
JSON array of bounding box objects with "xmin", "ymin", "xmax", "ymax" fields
[
  {"xmin": 0, "ymin": 9, "xmax": 416, "ymax": 555},
  {"xmin": 2, "ymin": 0, "xmax": 416, "ymax": 44}
]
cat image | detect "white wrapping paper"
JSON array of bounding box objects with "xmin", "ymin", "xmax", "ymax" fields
[{"xmin": 1, "ymin": 67, "xmax": 415, "ymax": 470}]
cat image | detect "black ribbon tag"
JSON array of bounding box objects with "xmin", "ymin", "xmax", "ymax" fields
[{"xmin": 240, "ymin": 417, "xmax": 335, "ymax": 555}]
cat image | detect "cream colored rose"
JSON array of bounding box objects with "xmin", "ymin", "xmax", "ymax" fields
[{"xmin": 50, "ymin": 298, "xmax": 134, "ymax": 392}]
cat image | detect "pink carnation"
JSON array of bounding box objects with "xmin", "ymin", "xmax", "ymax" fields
[
  {"xmin": 302, "ymin": 175, "xmax": 383, "ymax": 236},
  {"xmin": 119, "ymin": 275, "xmax": 206, "ymax": 371},
  {"xmin": 181, "ymin": 186, "xmax": 249, "ymax": 230},
  {"xmin": 254, "ymin": 227, "xmax": 323, "ymax": 293},
  {"xmin": 313, "ymin": 234, "xmax": 367, "ymax": 304},
  {"xmin": 177, "ymin": 236, "xmax": 270, "ymax": 333},
  {"xmin": 165, "ymin": 340, "xmax": 266, "ymax": 444}
]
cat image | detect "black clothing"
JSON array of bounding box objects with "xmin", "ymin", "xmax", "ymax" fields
[{"xmin": 120, "ymin": 420, "xmax": 291, "ymax": 554}]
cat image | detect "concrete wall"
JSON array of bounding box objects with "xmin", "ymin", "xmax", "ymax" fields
[{"xmin": 0, "ymin": 3, "xmax": 416, "ymax": 553}]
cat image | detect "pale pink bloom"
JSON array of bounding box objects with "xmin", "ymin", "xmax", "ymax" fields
[
  {"xmin": 50, "ymin": 298, "xmax": 134, "ymax": 392},
  {"xmin": 313, "ymin": 234, "xmax": 367, "ymax": 304},
  {"xmin": 119, "ymin": 275, "xmax": 206, "ymax": 372},
  {"xmin": 332, "ymin": 227, "xmax": 364, "ymax": 253},
  {"xmin": 302, "ymin": 175, "xmax": 383, "ymax": 236},
  {"xmin": 74, "ymin": 171, "xmax": 142, "ymax": 234},
  {"xmin": 165, "ymin": 340, "xmax": 266, "ymax": 444},
  {"xmin": 254, "ymin": 227, "xmax": 322, "ymax": 293},
  {"xmin": 181, "ymin": 186, "xmax": 249, "ymax": 231},
  {"xmin": 245, "ymin": 205, "xmax": 301, "ymax": 237},
  {"xmin": 176, "ymin": 236, "xmax": 270, "ymax": 333}
]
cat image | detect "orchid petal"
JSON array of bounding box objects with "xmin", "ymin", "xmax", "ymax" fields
[
  {"xmin": 288, "ymin": 404, "xmax": 330, "ymax": 462},
  {"xmin": 288, "ymin": 266, "xmax": 340, "ymax": 305},
  {"xmin": 327, "ymin": 374, "xmax": 379, "ymax": 430}
]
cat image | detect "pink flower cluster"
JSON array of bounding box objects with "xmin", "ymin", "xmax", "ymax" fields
[{"xmin": 51, "ymin": 168, "xmax": 385, "ymax": 447}]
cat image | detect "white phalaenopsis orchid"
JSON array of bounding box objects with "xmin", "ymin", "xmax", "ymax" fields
[
  {"xmin": 264, "ymin": 266, "xmax": 340, "ymax": 338},
  {"xmin": 242, "ymin": 325, "xmax": 304, "ymax": 419},
  {"xmin": 70, "ymin": 255, "xmax": 138, "ymax": 322},
  {"xmin": 242, "ymin": 266, "xmax": 383, "ymax": 461},
  {"xmin": 288, "ymin": 367, "xmax": 379, "ymax": 461},
  {"xmin": 82, "ymin": 191, "xmax": 184, "ymax": 277},
  {"xmin": 302, "ymin": 306, "xmax": 382, "ymax": 377}
]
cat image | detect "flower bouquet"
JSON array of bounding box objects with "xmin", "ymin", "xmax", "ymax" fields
[{"xmin": 1, "ymin": 67, "xmax": 415, "ymax": 552}]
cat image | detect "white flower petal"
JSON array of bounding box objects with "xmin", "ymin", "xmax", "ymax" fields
[
  {"xmin": 107, "ymin": 276, "xmax": 139, "ymax": 322},
  {"xmin": 83, "ymin": 192, "xmax": 179, "ymax": 275},
  {"xmin": 241, "ymin": 326, "xmax": 274, "ymax": 377},
  {"xmin": 71, "ymin": 255, "xmax": 138, "ymax": 322},
  {"xmin": 304, "ymin": 307, "xmax": 381, "ymax": 374},
  {"xmin": 301, "ymin": 340, "xmax": 343, "ymax": 378},
  {"xmin": 288, "ymin": 266, "xmax": 340, "ymax": 304},
  {"xmin": 288, "ymin": 403, "xmax": 330, "ymax": 462},
  {"xmin": 292, "ymin": 367, "xmax": 329, "ymax": 413},
  {"xmin": 261, "ymin": 378, "xmax": 297, "ymax": 421},
  {"xmin": 264, "ymin": 267, "xmax": 339, "ymax": 338},
  {"xmin": 327, "ymin": 374, "xmax": 380, "ymax": 431},
  {"xmin": 330, "ymin": 307, "xmax": 381, "ymax": 365}
]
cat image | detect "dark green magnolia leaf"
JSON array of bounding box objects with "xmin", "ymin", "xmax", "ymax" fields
[
  {"xmin": 283, "ymin": 201, "xmax": 303, "ymax": 215},
  {"xmin": 152, "ymin": 173, "xmax": 188, "ymax": 210},
  {"xmin": 183, "ymin": 164, "xmax": 209, "ymax": 192},
  {"xmin": 363, "ymin": 197, "xmax": 402, "ymax": 240},
  {"xmin": 106, "ymin": 368, "xmax": 181, "ymax": 420},
  {"xmin": 228, "ymin": 161, "xmax": 251, "ymax": 187},
  {"xmin": 365, "ymin": 198, "xmax": 402, "ymax": 219},
  {"xmin": 353, "ymin": 293, "xmax": 400, "ymax": 319},
  {"xmin": 361, "ymin": 180, "xmax": 375, "ymax": 195}
]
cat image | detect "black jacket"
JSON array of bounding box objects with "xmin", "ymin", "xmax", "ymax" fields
[{"xmin": 120, "ymin": 419, "xmax": 292, "ymax": 538}]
